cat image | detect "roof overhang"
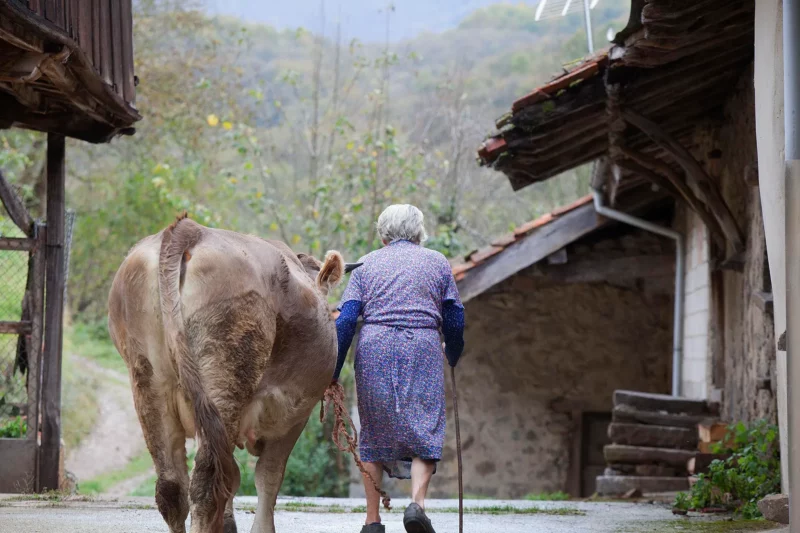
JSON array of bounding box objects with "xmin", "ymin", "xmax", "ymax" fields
[
  {"xmin": 453, "ymin": 185, "xmax": 670, "ymax": 303},
  {"xmin": 478, "ymin": 0, "xmax": 755, "ymax": 192},
  {"xmin": 0, "ymin": 0, "xmax": 141, "ymax": 143}
]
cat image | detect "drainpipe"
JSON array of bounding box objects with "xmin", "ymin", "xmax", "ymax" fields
[
  {"xmin": 592, "ymin": 189, "xmax": 685, "ymax": 397},
  {"xmin": 784, "ymin": 0, "xmax": 800, "ymax": 521}
]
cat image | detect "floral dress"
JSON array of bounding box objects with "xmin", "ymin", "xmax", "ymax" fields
[{"xmin": 334, "ymin": 240, "xmax": 464, "ymax": 479}]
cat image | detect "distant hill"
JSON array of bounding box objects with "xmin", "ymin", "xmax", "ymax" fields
[{"xmin": 206, "ymin": 0, "xmax": 629, "ymax": 43}]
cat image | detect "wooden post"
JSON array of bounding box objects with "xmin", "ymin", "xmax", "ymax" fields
[
  {"xmin": 39, "ymin": 133, "xmax": 66, "ymax": 492},
  {"xmin": 567, "ymin": 410, "xmax": 584, "ymax": 497}
]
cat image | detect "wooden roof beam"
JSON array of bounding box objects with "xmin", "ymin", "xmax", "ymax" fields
[{"xmin": 622, "ymin": 108, "xmax": 744, "ymax": 257}]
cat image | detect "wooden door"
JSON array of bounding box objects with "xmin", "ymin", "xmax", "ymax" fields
[{"xmin": 581, "ymin": 412, "xmax": 612, "ymax": 497}]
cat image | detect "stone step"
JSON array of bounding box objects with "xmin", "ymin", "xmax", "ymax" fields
[
  {"xmin": 604, "ymin": 444, "xmax": 696, "ymax": 468},
  {"xmin": 605, "ymin": 464, "xmax": 680, "ymax": 477},
  {"xmin": 595, "ymin": 475, "xmax": 689, "ymax": 496},
  {"xmin": 608, "ymin": 422, "xmax": 698, "ymax": 449},
  {"xmin": 613, "ymin": 390, "xmax": 717, "ymax": 416},
  {"xmin": 612, "ymin": 405, "xmax": 711, "ymax": 428}
]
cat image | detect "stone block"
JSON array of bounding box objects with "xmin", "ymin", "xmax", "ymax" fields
[
  {"xmin": 608, "ymin": 423, "xmax": 697, "ymax": 449},
  {"xmin": 613, "ymin": 390, "xmax": 714, "ymax": 416},
  {"xmin": 612, "ymin": 405, "xmax": 708, "ymax": 429},
  {"xmin": 595, "ymin": 475, "xmax": 689, "ymax": 496},
  {"xmin": 604, "ymin": 444, "xmax": 696, "ymax": 468},
  {"xmin": 757, "ymin": 494, "xmax": 789, "ymax": 524}
]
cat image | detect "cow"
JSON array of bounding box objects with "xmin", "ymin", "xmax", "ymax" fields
[{"xmin": 108, "ymin": 214, "xmax": 344, "ymax": 533}]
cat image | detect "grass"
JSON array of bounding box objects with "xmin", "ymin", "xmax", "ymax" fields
[
  {"xmin": 65, "ymin": 322, "xmax": 128, "ymax": 375},
  {"xmin": 342, "ymin": 504, "xmax": 581, "ymax": 516},
  {"xmin": 79, "ymin": 451, "xmax": 154, "ymax": 495},
  {"xmin": 61, "ymin": 350, "xmax": 101, "ymax": 450},
  {"xmin": 525, "ymin": 491, "xmax": 571, "ymax": 501},
  {"xmin": 131, "ymin": 474, "xmax": 158, "ymax": 497},
  {"xmin": 436, "ymin": 506, "xmax": 583, "ymax": 516},
  {"xmin": 619, "ymin": 519, "xmax": 779, "ymax": 533},
  {"xmin": 0, "ymin": 220, "xmax": 31, "ymax": 431},
  {"xmin": 122, "ymin": 503, "xmax": 155, "ymax": 510},
  {"xmin": 7, "ymin": 492, "xmax": 97, "ymax": 503}
]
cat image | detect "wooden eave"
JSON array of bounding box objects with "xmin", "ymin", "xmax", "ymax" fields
[
  {"xmin": 0, "ymin": 0, "xmax": 141, "ymax": 143},
  {"xmin": 478, "ymin": 0, "xmax": 755, "ymax": 192}
]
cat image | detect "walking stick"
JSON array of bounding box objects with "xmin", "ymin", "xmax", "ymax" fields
[{"xmin": 450, "ymin": 366, "xmax": 464, "ymax": 533}]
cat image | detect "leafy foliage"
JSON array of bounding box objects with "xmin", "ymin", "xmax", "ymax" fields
[
  {"xmin": 0, "ymin": 415, "xmax": 26, "ymax": 438},
  {"xmin": 673, "ymin": 421, "xmax": 781, "ymax": 519},
  {"xmin": 0, "ymin": 0, "xmax": 629, "ymax": 497}
]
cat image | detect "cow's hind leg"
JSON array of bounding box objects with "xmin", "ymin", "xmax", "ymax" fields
[
  {"xmin": 250, "ymin": 422, "xmax": 305, "ymax": 533},
  {"xmin": 129, "ymin": 351, "xmax": 190, "ymax": 533},
  {"xmin": 185, "ymin": 292, "xmax": 275, "ymax": 533}
]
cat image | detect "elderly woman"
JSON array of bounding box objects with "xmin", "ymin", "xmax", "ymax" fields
[{"xmin": 333, "ymin": 204, "xmax": 465, "ymax": 533}]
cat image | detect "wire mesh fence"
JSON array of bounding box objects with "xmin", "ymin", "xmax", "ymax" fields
[{"xmin": 0, "ymin": 215, "xmax": 31, "ymax": 435}]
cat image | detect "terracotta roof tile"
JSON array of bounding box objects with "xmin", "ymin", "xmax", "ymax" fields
[
  {"xmin": 451, "ymin": 194, "xmax": 593, "ymax": 280},
  {"xmin": 491, "ymin": 232, "xmax": 517, "ymax": 247},
  {"xmin": 514, "ymin": 213, "xmax": 553, "ymax": 237},
  {"xmin": 477, "ymin": 137, "xmax": 507, "ymax": 163},
  {"xmin": 468, "ymin": 245, "xmax": 504, "ymax": 264},
  {"xmin": 511, "ymin": 55, "xmax": 608, "ymax": 113}
]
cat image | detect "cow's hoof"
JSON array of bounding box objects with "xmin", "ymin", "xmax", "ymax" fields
[{"xmin": 223, "ymin": 516, "xmax": 238, "ymax": 533}]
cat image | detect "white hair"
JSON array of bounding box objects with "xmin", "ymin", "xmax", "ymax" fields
[{"xmin": 376, "ymin": 204, "xmax": 428, "ymax": 244}]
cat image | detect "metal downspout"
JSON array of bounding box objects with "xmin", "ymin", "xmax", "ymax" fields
[
  {"xmin": 783, "ymin": 0, "xmax": 800, "ymax": 525},
  {"xmin": 592, "ymin": 190, "xmax": 685, "ymax": 396}
]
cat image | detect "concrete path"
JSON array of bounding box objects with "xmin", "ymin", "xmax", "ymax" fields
[{"xmin": 0, "ymin": 496, "xmax": 788, "ymax": 533}]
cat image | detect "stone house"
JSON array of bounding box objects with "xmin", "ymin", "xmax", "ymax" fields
[{"xmin": 454, "ymin": 0, "xmax": 779, "ymax": 497}]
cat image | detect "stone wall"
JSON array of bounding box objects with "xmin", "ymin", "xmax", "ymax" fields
[
  {"xmin": 690, "ymin": 65, "xmax": 777, "ymax": 424},
  {"xmin": 429, "ymin": 225, "xmax": 674, "ymax": 498}
]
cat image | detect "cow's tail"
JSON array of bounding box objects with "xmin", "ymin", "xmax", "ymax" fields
[{"xmin": 158, "ymin": 213, "xmax": 232, "ymax": 525}]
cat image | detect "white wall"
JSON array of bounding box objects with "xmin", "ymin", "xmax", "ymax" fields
[
  {"xmin": 754, "ymin": 0, "xmax": 789, "ymax": 493},
  {"xmin": 681, "ymin": 208, "xmax": 711, "ymax": 399}
]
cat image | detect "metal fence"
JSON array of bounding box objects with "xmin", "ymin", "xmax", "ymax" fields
[{"xmin": 0, "ymin": 214, "xmax": 31, "ymax": 428}]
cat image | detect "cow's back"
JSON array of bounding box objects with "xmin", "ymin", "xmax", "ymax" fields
[{"xmin": 108, "ymin": 222, "xmax": 337, "ymax": 436}]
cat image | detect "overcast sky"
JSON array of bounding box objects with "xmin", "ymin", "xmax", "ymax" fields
[{"xmin": 204, "ymin": 0, "xmax": 540, "ymax": 42}]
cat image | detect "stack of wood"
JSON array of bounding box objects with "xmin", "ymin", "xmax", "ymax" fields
[
  {"xmin": 688, "ymin": 422, "xmax": 731, "ymax": 480},
  {"xmin": 596, "ymin": 390, "xmax": 719, "ymax": 496}
]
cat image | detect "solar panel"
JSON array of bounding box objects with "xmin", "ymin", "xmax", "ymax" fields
[{"xmin": 535, "ymin": 0, "xmax": 600, "ymax": 21}]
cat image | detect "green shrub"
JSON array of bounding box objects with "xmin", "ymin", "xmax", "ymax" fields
[
  {"xmin": 0, "ymin": 415, "xmax": 26, "ymax": 438},
  {"xmin": 232, "ymin": 402, "xmax": 349, "ymax": 497},
  {"xmin": 673, "ymin": 420, "xmax": 781, "ymax": 518}
]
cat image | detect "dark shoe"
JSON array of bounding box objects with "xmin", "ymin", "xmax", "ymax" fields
[
  {"xmin": 360, "ymin": 523, "xmax": 385, "ymax": 533},
  {"xmin": 403, "ymin": 503, "xmax": 436, "ymax": 533}
]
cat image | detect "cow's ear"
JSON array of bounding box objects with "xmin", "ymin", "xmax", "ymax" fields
[{"xmin": 317, "ymin": 251, "xmax": 344, "ymax": 293}]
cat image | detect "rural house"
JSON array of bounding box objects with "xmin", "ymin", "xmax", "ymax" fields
[{"xmin": 430, "ymin": 0, "xmax": 779, "ymax": 498}]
